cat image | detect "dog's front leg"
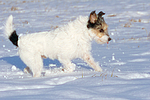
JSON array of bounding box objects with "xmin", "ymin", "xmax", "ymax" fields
[
  {"xmin": 58, "ymin": 58, "xmax": 75, "ymax": 72},
  {"xmin": 83, "ymin": 53, "xmax": 102, "ymax": 72}
]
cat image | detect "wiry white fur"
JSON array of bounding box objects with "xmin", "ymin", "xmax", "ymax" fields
[
  {"xmin": 4, "ymin": 15, "xmax": 14, "ymax": 37},
  {"xmin": 5, "ymin": 15, "xmax": 110, "ymax": 77}
]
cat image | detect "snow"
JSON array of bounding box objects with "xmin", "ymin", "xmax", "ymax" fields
[{"xmin": 0, "ymin": 0, "xmax": 150, "ymax": 99}]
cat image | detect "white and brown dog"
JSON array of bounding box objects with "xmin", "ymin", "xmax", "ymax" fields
[{"xmin": 4, "ymin": 11, "xmax": 111, "ymax": 77}]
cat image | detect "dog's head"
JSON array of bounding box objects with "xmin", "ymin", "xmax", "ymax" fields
[{"xmin": 87, "ymin": 11, "xmax": 111, "ymax": 44}]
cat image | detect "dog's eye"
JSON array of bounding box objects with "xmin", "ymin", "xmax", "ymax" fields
[{"xmin": 99, "ymin": 29, "xmax": 104, "ymax": 32}]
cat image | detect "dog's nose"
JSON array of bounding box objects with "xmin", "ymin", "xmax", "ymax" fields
[{"xmin": 108, "ymin": 37, "xmax": 111, "ymax": 41}]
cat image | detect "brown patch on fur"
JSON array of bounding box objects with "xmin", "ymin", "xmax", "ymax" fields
[
  {"xmin": 24, "ymin": 66, "xmax": 32, "ymax": 74},
  {"xmin": 91, "ymin": 29, "xmax": 105, "ymax": 38},
  {"xmin": 94, "ymin": 21, "xmax": 108, "ymax": 32},
  {"xmin": 102, "ymin": 23, "xmax": 108, "ymax": 31},
  {"xmin": 91, "ymin": 22, "xmax": 108, "ymax": 38},
  {"xmin": 89, "ymin": 11, "xmax": 98, "ymax": 23},
  {"xmin": 62, "ymin": 68, "xmax": 65, "ymax": 71},
  {"xmin": 41, "ymin": 55, "xmax": 47, "ymax": 59}
]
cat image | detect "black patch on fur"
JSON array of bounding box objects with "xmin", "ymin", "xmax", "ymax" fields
[
  {"xmin": 87, "ymin": 11, "xmax": 105, "ymax": 29},
  {"xmin": 98, "ymin": 11, "xmax": 105, "ymax": 18},
  {"xmin": 87, "ymin": 17, "xmax": 104, "ymax": 29},
  {"xmin": 87, "ymin": 20, "xmax": 97, "ymax": 29},
  {"xmin": 9, "ymin": 30, "xmax": 18, "ymax": 47}
]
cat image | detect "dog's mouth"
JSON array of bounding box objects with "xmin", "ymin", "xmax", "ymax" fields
[{"xmin": 94, "ymin": 34, "xmax": 111, "ymax": 44}]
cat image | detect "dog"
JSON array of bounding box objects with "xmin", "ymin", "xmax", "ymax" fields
[{"xmin": 4, "ymin": 11, "xmax": 111, "ymax": 77}]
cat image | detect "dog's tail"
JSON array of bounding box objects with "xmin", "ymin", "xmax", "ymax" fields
[{"xmin": 4, "ymin": 15, "xmax": 18, "ymax": 47}]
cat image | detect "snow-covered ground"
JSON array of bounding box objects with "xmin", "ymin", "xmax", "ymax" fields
[{"xmin": 0, "ymin": 0, "xmax": 150, "ymax": 99}]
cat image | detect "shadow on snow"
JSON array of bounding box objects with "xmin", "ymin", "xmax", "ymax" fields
[{"xmin": 0, "ymin": 56, "xmax": 62, "ymax": 71}]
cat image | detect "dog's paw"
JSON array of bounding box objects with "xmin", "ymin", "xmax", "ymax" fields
[
  {"xmin": 62, "ymin": 68, "xmax": 74, "ymax": 73},
  {"xmin": 62, "ymin": 67, "xmax": 74, "ymax": 73},
  {"xmin": 62, "ymin": 64, "xmax": 76, "ymax": 73},
  {"xmin": 95, "ymin": 66, "xmax": 102, "ymax": 72}
]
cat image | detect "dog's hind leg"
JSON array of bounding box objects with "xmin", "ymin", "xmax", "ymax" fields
[
  {"xmin": 83, "ymin": 53, "xmax": 102, "ymax": 72},
  {"xmin": 19, "ymin": 51, "xmax": 43, "ymax": 77}
]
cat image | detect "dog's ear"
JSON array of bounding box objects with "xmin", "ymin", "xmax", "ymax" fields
[
  {"xmin": 89, "ymin": 11, "xmax": 97, "ymax": 23},
  {"xmin": 98, "ymin": 11, "xmax": 105, "ymax": 18},
  {"xmin": 98, "ymin": 11, "xmax": 105, "ymax": 23}
]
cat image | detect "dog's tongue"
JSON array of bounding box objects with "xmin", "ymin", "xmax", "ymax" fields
[{"xmin": 107, "ymin": 42, "xmax": 109, "ymax": 44}]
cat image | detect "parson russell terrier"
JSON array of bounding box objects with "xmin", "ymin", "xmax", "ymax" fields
[{"xmin": 4, "ymin": 11, "xmax": 111, "ymax": 77}]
